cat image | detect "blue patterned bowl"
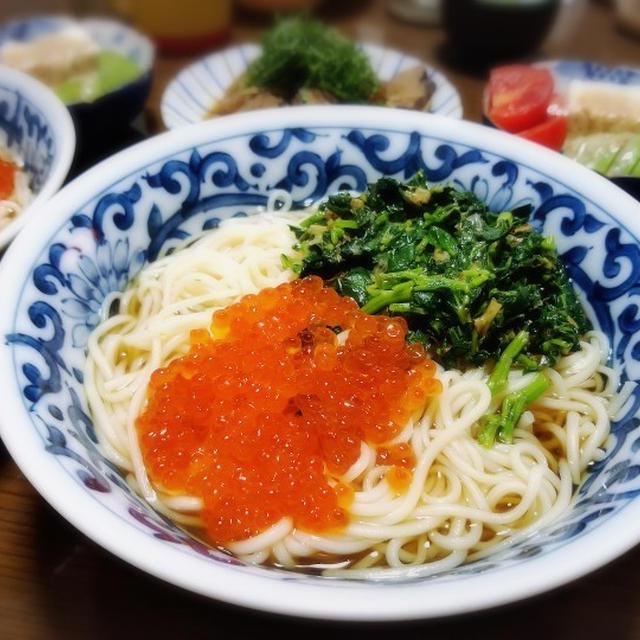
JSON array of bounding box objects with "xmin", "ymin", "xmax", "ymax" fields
[
  {"xmin": 0, "ymin": 64, "xmax": 74, "ymax": 248},
  {"xmin": 0, "ymin": 16, "xmax": 154, "ymax": 131},
  {"xmin": 1, "ymin": 106, "xmax": 640, "ymax": 620},
  {"xmin": 542, "ymin": 59, "xmax": 640, "ymax": 93}
]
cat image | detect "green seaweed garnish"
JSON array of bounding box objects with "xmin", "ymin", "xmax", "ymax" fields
[{"xmin": 244, "ymin": 16, "xmax": 379, "ymax": 103}]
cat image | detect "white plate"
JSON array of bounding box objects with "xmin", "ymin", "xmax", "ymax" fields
[{"xmin": 161, "ymin": 42, "xmax": 463, "ymax": 129}]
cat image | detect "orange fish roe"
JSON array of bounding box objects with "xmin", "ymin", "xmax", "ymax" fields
[
  {"xmin": 376, "ymin": 442, "xmax": 416, "ymax": 468},
  {"xmin": 0, "ymin": 159, "xmax": 15, "ymax": 200},
  {"xmin": 136, "ymin": 276, "xmax": 441, "ymax": 545},
  {"xmin": 334, "ymin": 483, "xmax": 355, "ymax": 509},
  {"xmin": 386, "ymin": 466, "xmax": 413, "ymax": 493}
]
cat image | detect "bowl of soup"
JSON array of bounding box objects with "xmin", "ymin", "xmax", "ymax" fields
[
  {"xmin": 0, "ymin": 15, "xmax": 154, "ymax": 131},
  {"xmin": 0, "ymin": 106, "xmax": 639, "ymax": 620}
]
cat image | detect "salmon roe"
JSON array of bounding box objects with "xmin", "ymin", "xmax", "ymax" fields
[
  {"xmin": 136, "ymin": 276, "xmax": 440, "ymax": 545},
  {"xmin": 376, "ymin": 443, "xmax": 416, "ymax": 468},
  {"xmin": 386, "ymin": 466, "xmax": 413, "ymax": 494},
  {"xmin": 0, "ymin": 160, "xmax": 15, "ymax": 200}
]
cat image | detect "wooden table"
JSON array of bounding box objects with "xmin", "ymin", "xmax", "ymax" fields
[{"xmin": 1, "ymin": 1, "xmax": 640, "ymax": 637}]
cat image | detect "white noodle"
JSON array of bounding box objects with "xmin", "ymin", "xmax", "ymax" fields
[{"xmin": 84, "ymin": 210, "xmax": 619, "ymax": 578}]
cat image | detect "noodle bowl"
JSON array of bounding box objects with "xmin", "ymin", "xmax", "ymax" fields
[
  {"xmin": 3, "ymin": 104, "xmax": 640, "ymax": 620},
  {"xmin": 85, "ymin": 210, "xmax": 621, "ymax": 578}
]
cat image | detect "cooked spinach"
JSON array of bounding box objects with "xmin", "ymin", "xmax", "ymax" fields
[
  {"xmin": 244, "ymin": 16, "xmax": 378, "ymax": 103},
  {"xmin": 478, "ymin": 372, "xmax": 549, "ymax": 447},
  {"xmin": 291, "ymin": 172, "xmax": 590, "ymax": 370},
  {"xmin": 478, "ymin": 331, "xmax": 549, "ymax": 446}
]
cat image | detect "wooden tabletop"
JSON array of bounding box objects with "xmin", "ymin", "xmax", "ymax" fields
[{"xmin": 1, "ymin": 1, "xmax": 640, "ymax": 638}]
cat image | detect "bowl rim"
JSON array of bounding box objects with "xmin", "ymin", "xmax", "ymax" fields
[
  {"xmin": 78, "ymin": 15, "xmax": 156, "ymax": 75},
  {"xmin": 0, "ymin": 64, "xmax": 75, "ymax": 249},
  {"xmin": 1, "ymin": 106, "xmax": 640, "ymax": 621},
  {"xmin": 536, "ymin": 57, "xmax": 640, "ymax": 79},
  {"xmin": 159, "ymin": 41, "xmax": 463, "ymax": 130}
]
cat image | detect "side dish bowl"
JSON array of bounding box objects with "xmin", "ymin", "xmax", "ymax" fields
[
  {"xmin": 0, "ymin": 15, "xmax": 154, "ymax": 131},
  {"xmin": 1, "ymin": 106, "xmax": 640, "ymax": 620},
  {"xmin": 0, "ymin": 64, "xmax": 74, "ymax": 248},
  {"xmin": 160, "ymin": 43, "xmax": 462, "ymax": 129}
]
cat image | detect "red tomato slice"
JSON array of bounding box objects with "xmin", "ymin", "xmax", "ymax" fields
[
  {"xmin": 487, "ymin": 65, "xmax": 554, "ymax": 133},
  {"xmin": 517, "ymin": 116, "xmax": 568, "ymax": 151},
  {"xmin": 0, "ymin": 160, "xmax": 16, "ymax": 200}
]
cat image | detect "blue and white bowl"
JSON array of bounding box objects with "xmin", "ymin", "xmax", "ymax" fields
[
  {"xmin": 160, "ymin": 43, "xmax": 462, "ymax": 129},
  {"xmin": 1, "ymin": 106, "xmax": 640, "ymax": 620},
  {"xmin": 0, "ymin": 64, "xmax": 74, "ymax": 248},
  {"xmin": 0, "ymin": 16, "xmax": 154, "ymax": 130}
]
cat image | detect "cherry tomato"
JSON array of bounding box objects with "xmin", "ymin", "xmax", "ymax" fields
[
  {"xmin": 486, "ymin": 65, "xmax": 554, "ymax": 133},
  {"xmin": 517, "ymin": 116, "xmax": 568, "ymax": 151},
  {"xmin": 0, "ymin": 159, "xmax": 16, "ymax": 200}
]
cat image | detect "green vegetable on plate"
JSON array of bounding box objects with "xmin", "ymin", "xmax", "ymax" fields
[
  {"xmin": 55, "ymin": 50, "xmax": 140, "ymax": 104},
  {"xmin": 563, "ymin": 132, "xmax": 640, "ymax": 178},
  {"xmin": 244, "ymin": 16, "xmax": 379, "ymax": 103}
]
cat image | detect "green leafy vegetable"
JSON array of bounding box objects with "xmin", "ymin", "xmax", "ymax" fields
[
  {"xmin": 292, "ymin": 172, "xmax": 590, "ymax": 370},
  {"xmin": 478, "ymin": 371, "xmax": 549, "ymax": 447},
  {"xmin": 486, "ymin": 330, "xmax": 529, "ymax": 395},
  {"xmin": 244, "ymin": 16, "xmax": 378, "ymax": 103},
  {"xmin": 478, "ymin": 332, "xmax": 548, "ymax": 447}
]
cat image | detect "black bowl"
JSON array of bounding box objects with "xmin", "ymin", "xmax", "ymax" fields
[
  {"xmin": 442, "ymin": 0, "xmax": 561, "ymax": 62},
  {"xmin": 68, "ymin": 68, "xmax": 153, "ymax": 134},
  {"xmin": 610, "ymin": 176, "xmax": 640, "ymax": 201}
]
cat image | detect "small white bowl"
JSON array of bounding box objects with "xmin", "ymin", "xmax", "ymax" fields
[
  {"xmin": 161, "ymin": 42, "xmax": 462, "ymax": 129},
  {"xmin": 0, "ymin": 64, "xmax": 75, "ymax": 248}
]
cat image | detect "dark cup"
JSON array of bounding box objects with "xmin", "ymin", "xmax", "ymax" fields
[{"xmin": 442, "ymin": 0, "xmax": 561, "ymax": 62}]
